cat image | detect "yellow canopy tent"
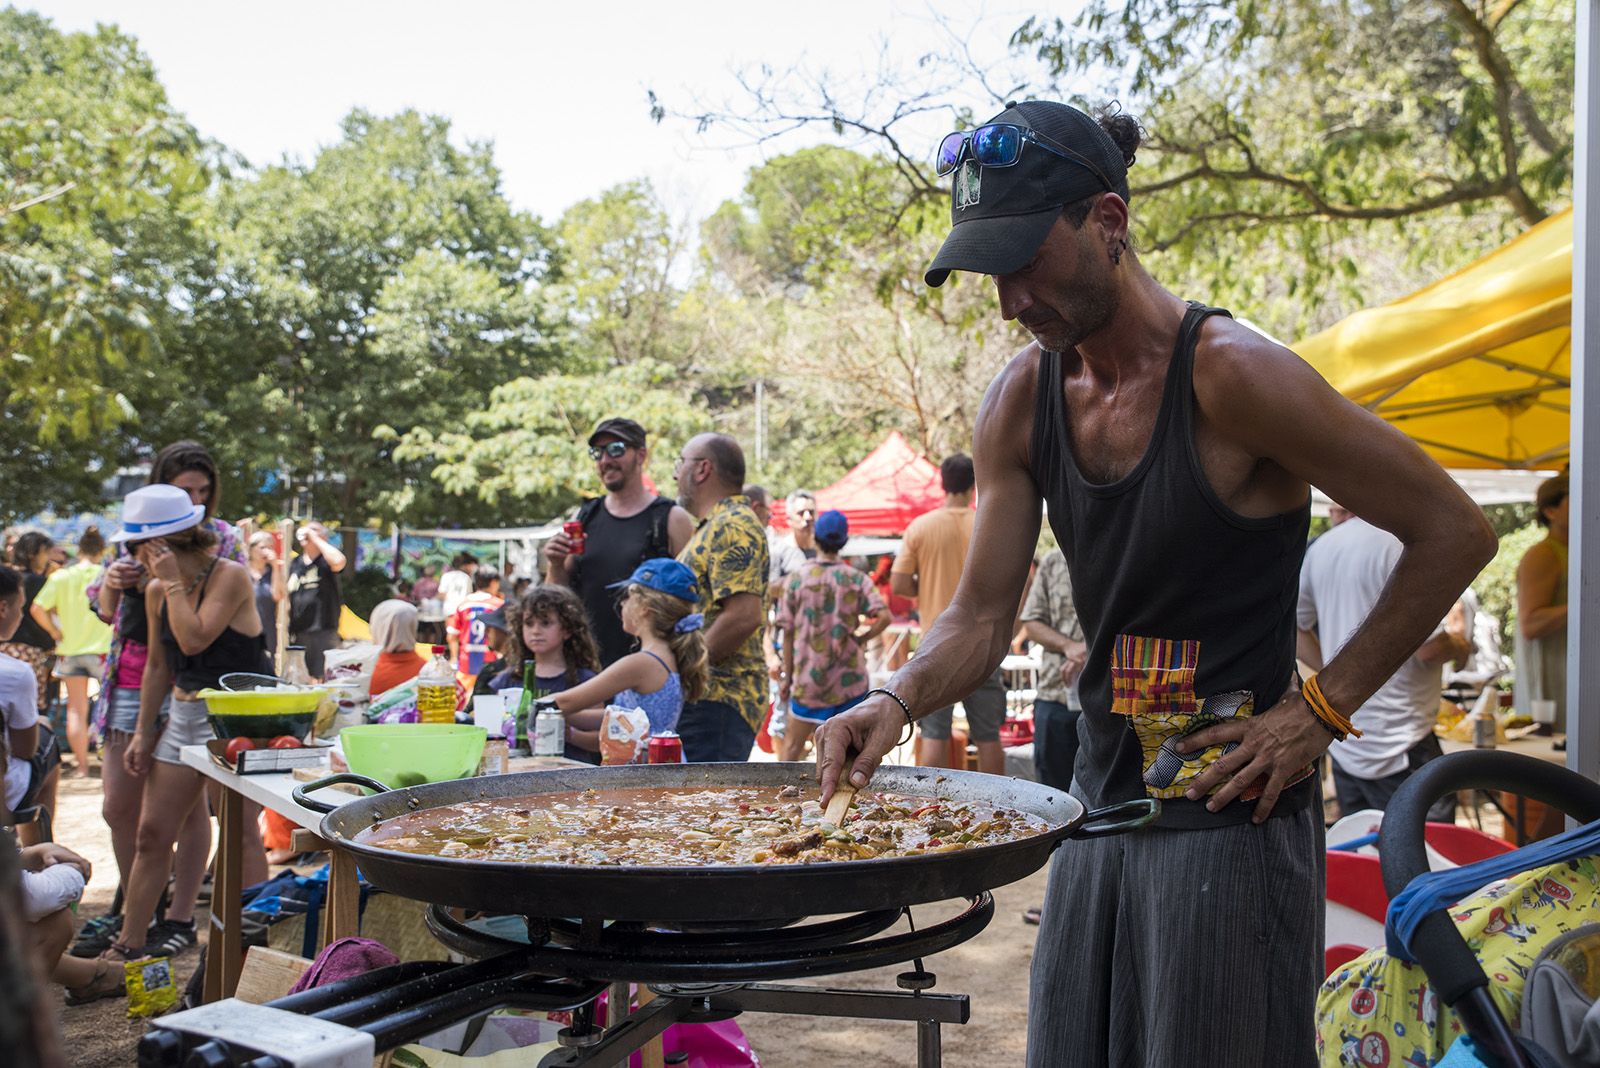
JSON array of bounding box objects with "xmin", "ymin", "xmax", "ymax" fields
[{"xmin": 1297, "ymin": 208, "xmax": 1572, "ymax": 470}]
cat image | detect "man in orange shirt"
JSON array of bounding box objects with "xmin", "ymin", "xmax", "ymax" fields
[{"xmin": 891, "ymin": 454, "xmax": 1005, "ymax": 772}]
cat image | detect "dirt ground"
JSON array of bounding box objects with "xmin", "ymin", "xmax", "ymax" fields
[{"xmin": 47, "ymin": 766, "xmax": 1046, "ymax": 1067}]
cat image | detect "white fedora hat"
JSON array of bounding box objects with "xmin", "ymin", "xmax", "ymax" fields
[{"xmin": 110, "ymin": 484, "xmax": 207, "ymax": 544}]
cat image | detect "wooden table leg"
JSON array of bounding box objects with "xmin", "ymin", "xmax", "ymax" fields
[
  {"xmin": 321, "ymin": 844, "xmax": 361, "ymax": 947},
  {"xmin": 204, "ymin": 783, "xmax": 245, "ymax": 1002},
  {"xmin": 638, "ymin": 985, "xmax": 665, "ymax": 1068}
]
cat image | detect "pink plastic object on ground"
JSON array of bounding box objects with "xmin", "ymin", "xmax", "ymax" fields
[{"xmin": 581, "ymin": 989, "xmax": 761, "ymax": 1067}]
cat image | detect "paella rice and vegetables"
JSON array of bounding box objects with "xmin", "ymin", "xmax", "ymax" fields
[{"xmin": 355, "ymin": 784, "xmax": 1051, "ymax": 866}]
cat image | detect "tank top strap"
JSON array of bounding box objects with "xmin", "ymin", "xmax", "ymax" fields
[
  {"xmin": 640, "ymin": 649, "xmax": 672, "ymax": 677},
  {"xmin": 1168, "ymin": 302, "xmax": 1234, "ymax": 443},
  {"xmin": 1029, "ymin": 348, "xmax": 1067, "ymax": 483}
]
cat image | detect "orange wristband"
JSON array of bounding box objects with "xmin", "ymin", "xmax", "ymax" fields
[{"xmin": 1302, "ymin": 673, "xmax": 1362, "ymax": 740}]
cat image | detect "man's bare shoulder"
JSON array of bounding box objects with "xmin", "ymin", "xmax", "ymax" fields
[
  {"xmin": 975, "ymin": 341, "xmax": 1044, "ymax": 458},
  {"xmin": 986, "ymin": 340, "xmax": 1044, "ymax": 411},
  {"xmin": 1191, "ymin": 315, "xmax": 1312, "ymax": 403}
]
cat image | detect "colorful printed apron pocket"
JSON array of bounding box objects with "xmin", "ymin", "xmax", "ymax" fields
[{"xmin": 1110, "ymin": 634, "xmax": 1254, "ymax": 800}]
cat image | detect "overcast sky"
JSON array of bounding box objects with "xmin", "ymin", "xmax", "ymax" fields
[{"xmin": 29, "ymin": 1, "xmax": 1045, "ymax": 222}]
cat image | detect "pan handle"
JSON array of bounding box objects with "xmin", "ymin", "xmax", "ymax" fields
[
  {"xmin": 1068, "ymin": 798, "xmax": 1161, "ymax": 839},
  {"xmin": 292, "ymin": 772, "xmax": 391, "ymax": 814}
]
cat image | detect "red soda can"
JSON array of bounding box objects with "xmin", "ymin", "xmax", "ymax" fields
[
  {"xmin": 563, "ymin": 520, "xmax": 585, "ymax": 556},
  {"xmin": 648, "ymin": 732, "xmax": 682, "ymax": 764}
]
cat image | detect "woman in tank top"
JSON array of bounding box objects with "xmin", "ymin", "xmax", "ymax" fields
[
  {"xmin": 1514, "ymin": 471, "xmax": 1569, "ymax": 732},
  {"xmin": 537, "ymin": 559, "xmax": 708, "ymax": 753},
  {"xmin": 102, "ymin": 484, "xmax": 271, "ymax": 964}
]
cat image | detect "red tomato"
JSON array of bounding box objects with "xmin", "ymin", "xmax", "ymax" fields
[
  {"xmin": 267, "ymin": 735, "xmax": 305, "ymax": 749},
  {"xmin": 224, "ymin": 737, "xmax": 256, "ymax": 765}
]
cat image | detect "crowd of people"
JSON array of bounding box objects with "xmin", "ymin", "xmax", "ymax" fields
[
  {"xmin": 0, "ymin": 90, "xmax": 1586, "ymax": 1068},
  {"xmin": 0, "ymin": 408, "xmax": 1573, "ymax": 1036}
]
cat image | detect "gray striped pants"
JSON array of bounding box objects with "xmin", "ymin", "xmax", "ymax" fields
[{"xmin": 1026, "ymin": 802, "xmax": 1324, "ymax": 1067}]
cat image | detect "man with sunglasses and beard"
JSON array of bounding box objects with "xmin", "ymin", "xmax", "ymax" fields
[
  {"xmin": 546, "ymin": 418, "xmax": 694, "ymax": 667},
  {"xmin": 812, "ymin": 101, "xmax": 1496, "ymax": 1067}
]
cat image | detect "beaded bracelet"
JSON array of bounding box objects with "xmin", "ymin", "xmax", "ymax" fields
[
  {"xmin": 1302, "ymin": 673, "xmax": 1362, "ymax": 740},
  {"xmin": 866, "ymin": 686, "xmax": 917, "ymax": 746}
]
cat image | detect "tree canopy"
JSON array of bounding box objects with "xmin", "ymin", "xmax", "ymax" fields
[{"xmin": 2, "ymin": 5, "xmax": 1575, "ymax": 535}]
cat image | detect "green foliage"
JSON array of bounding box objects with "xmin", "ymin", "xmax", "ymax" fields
[
  {"xmin": 550, "ymin": 180, "xmax": 691, "ymax": 366},
  {"xmin": 342, "ymin": 565, "xmax": 398, "ymax": 621},
  {"xmin": 0, "ymin": 10, "xmax": 209, "ymax": 513},
  {"xmin": 1475, "ymin": 521, "xmax": 1545, "ymax": 643},
  {"xmin": 190, "ymin": 109, "xmax": 559, "ymax": 527},
  {"xmin": 395, "ymin": 359, "xmax": 705, "ymax": 519},
  {"xmin": 1013, "ymin": 0, "xmax": 1573, "ymax": 336}
]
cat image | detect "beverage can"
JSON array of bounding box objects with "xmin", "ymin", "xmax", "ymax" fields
[
  {"xmin": 533, "ymin": 708, "xmax": 565, "ymax": 756},
  {"xmin": 1472, "ymin": 711, "xmax": 1497, "ymax": 749},
  {"xmin": 563, "ymin": 520, "xmax": 586, "ymax": 556},
  {"xmin": 648, "ymin": 732, "xmax": 683, "ymax": 764}
]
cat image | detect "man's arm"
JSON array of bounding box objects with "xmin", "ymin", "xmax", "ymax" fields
[
  {"xmin": 1180, "ymin": 322, "xmax": 1497, "ymax": 818},
  {"xmin": 666, "ymin": 505, "xmax": 695, "ymax": 557},
  {"xmin": 1416, "ymin": 601, "xmax": 1472, "ymax": 668},
  {"xmin": 704, "ymin": 593, "xmax": 762, "ymax": 664},
  {"xmin": 814, "ymin": 353, "xmax": 1043, "ymax": 798},
  {"xmin": 890, "ymin": 531, "xmax": 920, "ymax": 599},
  {"xmin": 312, "ymin": 531, "xmax": 347, "ymax": 573},
  {"xmin": 856, "ymin": 606, "xmax": 893, "ymax": 643},
  {"xmin": 1021, "ymin": 619, "xmax": 1082, "ymax": 658},
  {"xmin": 1296, "ymin": 629, "xmax": 1325, "ymax": 671}
]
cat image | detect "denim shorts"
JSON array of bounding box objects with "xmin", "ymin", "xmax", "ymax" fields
[
  {"xmin": 54, "ymin": 653, "xmax": 105, "ymax": 680},
  {"xmin": 105, "ymin": 688, "xmax": 169, "ymax": 740},
  {"xmin": 788, "ymin": 693, "xmax": 868, "ymax": 724},
  {"xmin": 153, "ymin": 696, "xmax": 213, "ymax": 765}
]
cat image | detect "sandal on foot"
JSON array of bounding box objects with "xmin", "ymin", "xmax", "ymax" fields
[
  {"xmin": 65, "ymin": 960, "xmax": 126, "ymax": 1006},
  {"xmin": 1022, "ymin": 906, "xmax": 1043, "ymax": 926}
]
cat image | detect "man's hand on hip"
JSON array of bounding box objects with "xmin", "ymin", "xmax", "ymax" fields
[
  {"xmin": 813, "ymin": 695, "xmax": 906, "ymax": 803},
  {"xmin": 1176, "ymin": 690, "xmax": 1331, "ymax": 823}
]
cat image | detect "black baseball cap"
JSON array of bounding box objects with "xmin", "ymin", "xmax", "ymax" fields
[
  {"xmin": 924, "ymin": 101, "xmax": 1130, "ymax": 288},
  {"xmin": 587, "ymin": 417, "xmax": 647, "ymax": 449}
]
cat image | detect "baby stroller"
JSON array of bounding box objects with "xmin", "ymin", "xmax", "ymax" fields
[{"xmin": 1321, "ymin": 750, "xmax": 1600, "ymax": 1066}]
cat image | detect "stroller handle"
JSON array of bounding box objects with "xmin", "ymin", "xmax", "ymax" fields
[{"xmin": 1380, "ymin": 751, "xmax": 1600, "ymax": 1007}]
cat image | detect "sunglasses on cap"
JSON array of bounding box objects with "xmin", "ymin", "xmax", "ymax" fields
[
  {"xmin": 935, "ymin": 124, "xmax": 1114, "ymax": 190},
  {"xmin": 589, "ymin": 441, "xmax": 631, "ymax": 460}
]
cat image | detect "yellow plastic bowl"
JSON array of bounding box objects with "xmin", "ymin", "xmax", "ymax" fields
[
  {"xmin": 340, "ymin": 724, "xmax": 488, "ymax": 789},
  {"xmin": 197, "ymin": 688, "xmax": 328, "ymax": 715}
]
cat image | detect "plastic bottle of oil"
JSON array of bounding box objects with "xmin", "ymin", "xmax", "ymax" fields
[{"xmin": 416, "ymin": 645, "xmax": 457, "ymax": 724}]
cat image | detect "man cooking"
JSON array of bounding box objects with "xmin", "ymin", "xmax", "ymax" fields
[{"xmin": 813, "ymin": 100, "xmax": 1495, "ymax": 1066}]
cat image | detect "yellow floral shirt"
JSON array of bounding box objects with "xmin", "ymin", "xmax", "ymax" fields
[{"xmin": 678, "ymin": 495, "xmax": 770, "ymax": 728}]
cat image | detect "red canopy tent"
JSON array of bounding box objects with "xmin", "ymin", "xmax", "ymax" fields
[{"xmin": 770, "ymin": 432, "xmax": 943, "ymax": 535}]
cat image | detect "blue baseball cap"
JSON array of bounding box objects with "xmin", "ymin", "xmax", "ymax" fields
[
  {"xmin": 814, "ymin": 509, "xmax": 849, "ymax": 549},
  {"xmin": 606, "ymin": 557, "xmax": 700, "ymax": 603}
]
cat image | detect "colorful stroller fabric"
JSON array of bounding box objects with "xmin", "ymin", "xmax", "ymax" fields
[{"xmin": 1316, "ymin": 855, "xmax": 1600, "ymax": 1066}]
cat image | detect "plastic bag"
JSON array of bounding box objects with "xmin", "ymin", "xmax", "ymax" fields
[
  {"xmin": 125, "ymin": 956, "xmax": 179, "ymax": 1017},
  {"xmin": 323, "ymin": 642, "xmax": 379, "ymax": 683},
  {"xmin": 369, "ymin": 678, "xmax": 420, "ymax": 724},
  {"xmin": 601, "ymin": 706, "xmax": 651, "ymax": 765}
]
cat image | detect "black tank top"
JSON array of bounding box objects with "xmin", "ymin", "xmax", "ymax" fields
[
  {"xmin": 1028, "ymin": 302, "xmax": 1312, "ymax": 828},
  {"xmin": 160, "ymin": 565, "xmax": 272, "ymax": 692},
  {"xmin": 570, "ymin": 497, "xmax": 675, "ymax": 666}
]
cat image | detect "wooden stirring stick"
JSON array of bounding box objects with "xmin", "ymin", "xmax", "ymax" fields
[{"xmin": 823, "ymin": 783, "xmax": 857, "ymax": 827}]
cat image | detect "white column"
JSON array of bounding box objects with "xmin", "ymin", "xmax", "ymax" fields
[{"xmin": 1568, "ymin": 0, "xmax": 1599, "ymax": 779}]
